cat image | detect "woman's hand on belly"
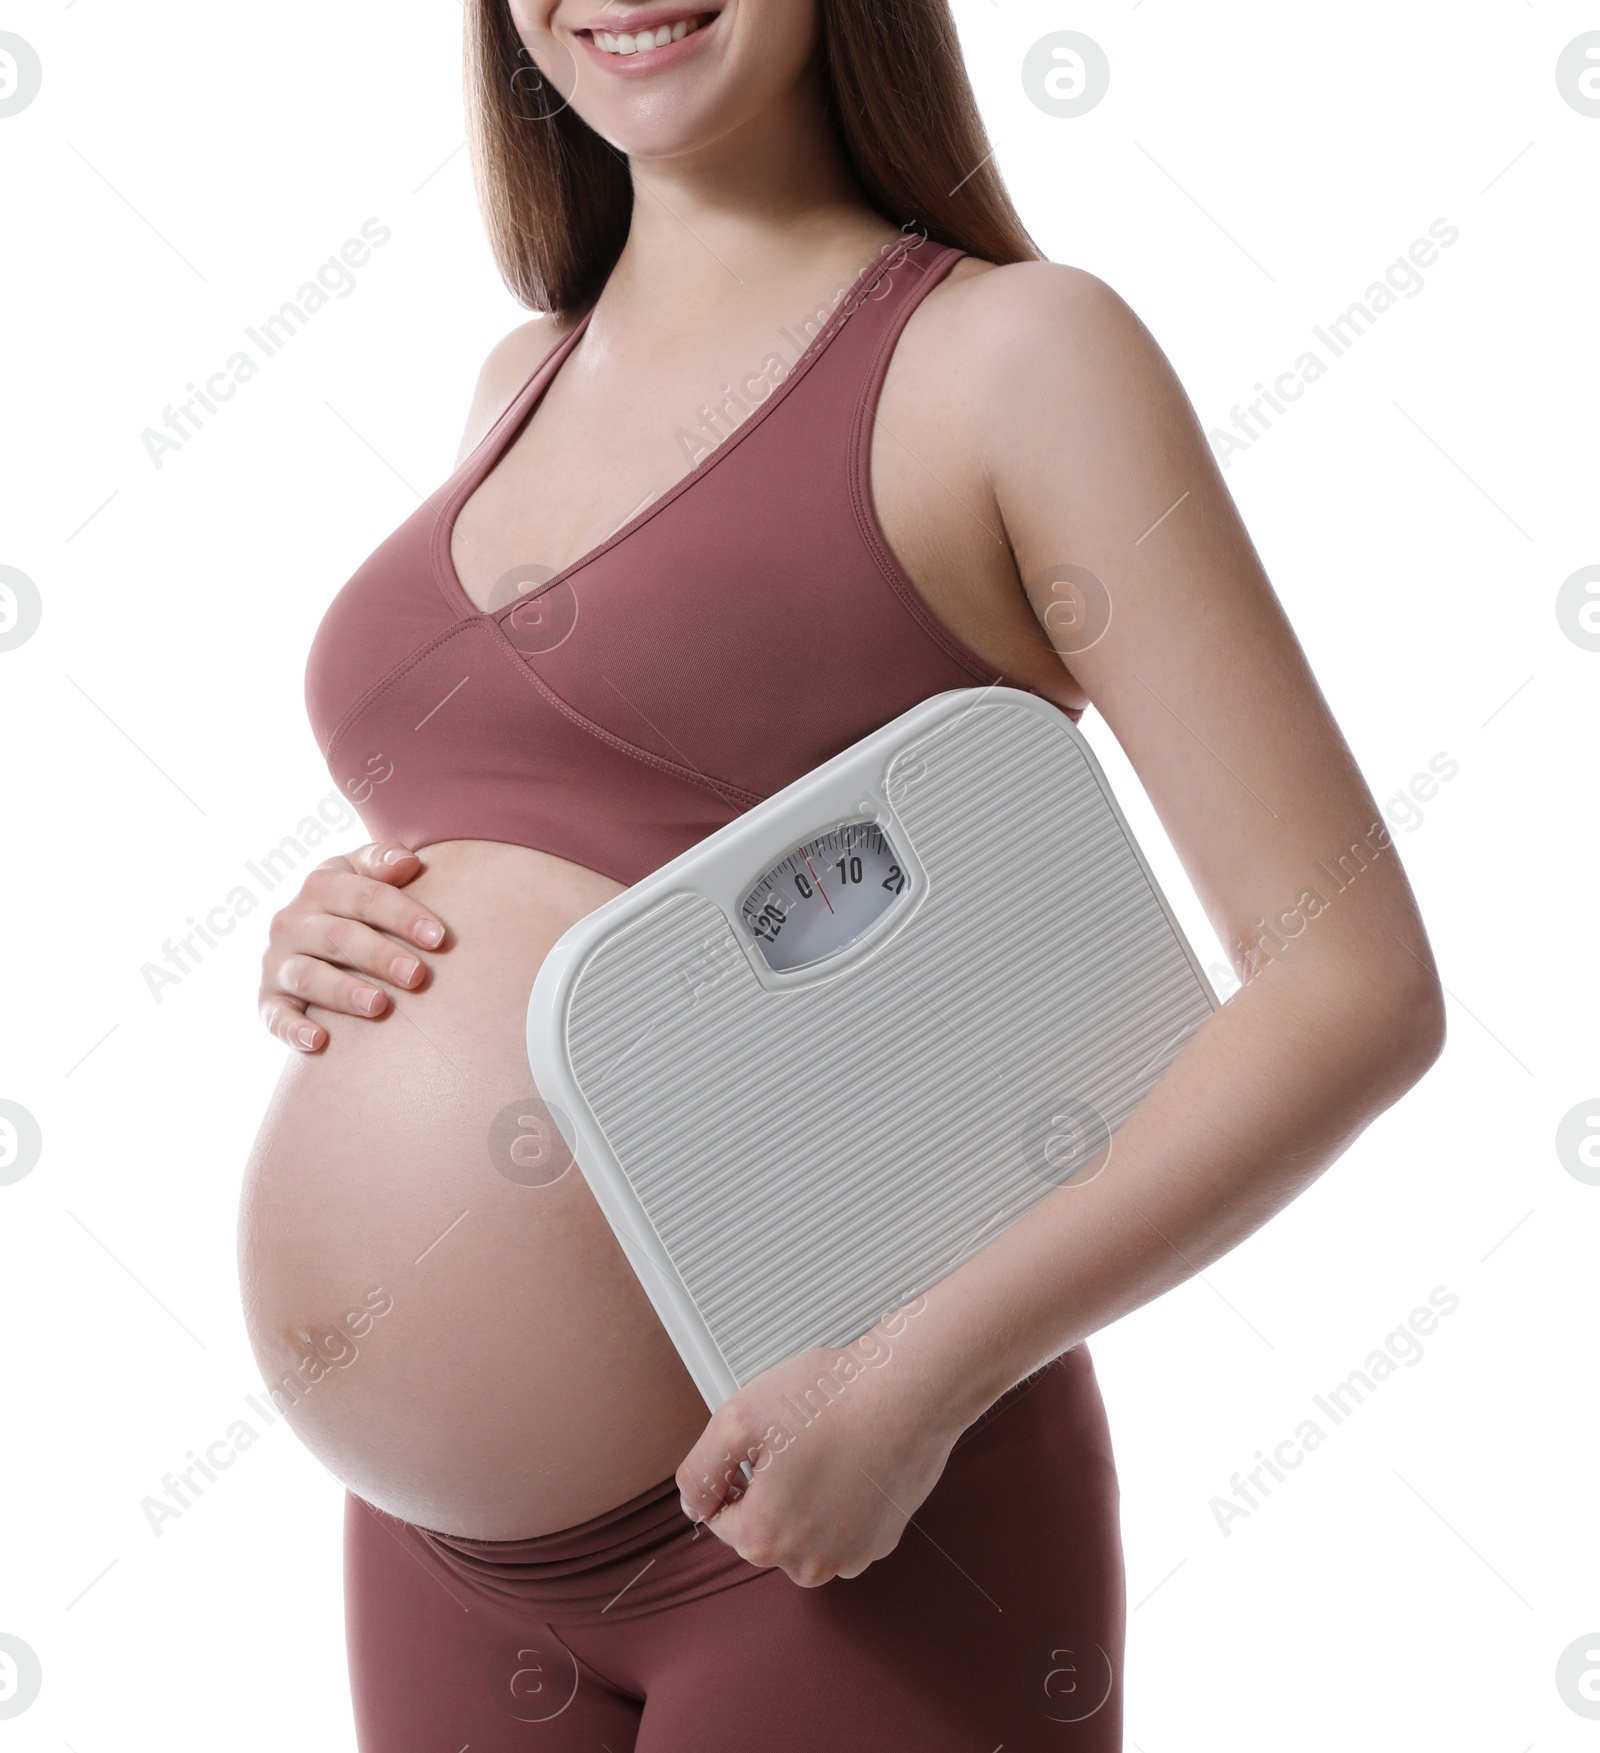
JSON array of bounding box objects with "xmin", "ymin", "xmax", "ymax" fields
[
  {"xmin": 257, "ymin": 839, "xmax": 447, "ymax": 1051},
  {"xmin": 676, "ymin": 1297, "xmax": 969, "ymax": 1589},
  {"xmin": 241, "ymin": 837, "xmax": 713, "ymax": 1538}
]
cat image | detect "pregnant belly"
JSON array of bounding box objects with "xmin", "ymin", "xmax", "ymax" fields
[{"xmin": 236, "ymin": 840, "xmax": 710, "ymax": 1540}]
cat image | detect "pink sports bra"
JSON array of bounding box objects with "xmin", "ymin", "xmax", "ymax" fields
[{"xmin": 304, "ymin": 235, "xmax": 1080, "ymax": 886}]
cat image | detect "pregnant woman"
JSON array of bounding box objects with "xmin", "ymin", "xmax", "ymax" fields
[{"xmin": 238, "ymin": 3, "xmax": 1446, "ymax": 1747}]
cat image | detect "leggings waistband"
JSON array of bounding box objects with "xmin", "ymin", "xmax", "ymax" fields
[{"xmin": 406, "ymin": 1343, "xmax": 1083, "ymax": 1611}]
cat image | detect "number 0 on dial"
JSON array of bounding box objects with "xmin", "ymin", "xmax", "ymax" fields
[{"xmin": 738, "ymin": 818, "xmax": 909, "ymax": 973}]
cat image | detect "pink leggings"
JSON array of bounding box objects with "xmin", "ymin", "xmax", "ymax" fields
[{"xmin": 344, "ymin": 1343, "xmax": 1125, "ymax": 1750}]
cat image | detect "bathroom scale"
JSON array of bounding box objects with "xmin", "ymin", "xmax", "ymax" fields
[{"xmin": 525, "ymin": 685, "xmax": 1219, "ymax": 1412}]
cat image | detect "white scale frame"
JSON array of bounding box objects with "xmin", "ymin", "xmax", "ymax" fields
[{"xmin": 526, "ymin": 687, "xmax": 1220, "ymax": 1411}]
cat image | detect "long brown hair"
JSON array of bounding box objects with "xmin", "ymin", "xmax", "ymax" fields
[{"xmin": 464, "ymin": 1, "xmax": 1044, "ymax": 314}]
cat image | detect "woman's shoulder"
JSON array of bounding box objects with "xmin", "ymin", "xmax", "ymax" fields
[
  {"xmin": 924, "ymin": 253, "xmax": 1186, "ymax": 444},
  {"xmin": 933, "ymin": 254, "xmax": 1148, "ymax": 363},
  {"xmin": 452, "ymin": 310, "xmax": 585, "ymax": 467}
]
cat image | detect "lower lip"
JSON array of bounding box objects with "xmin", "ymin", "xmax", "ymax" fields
[{"xmin": 576, "ymin": 15, "xmax": 718, "ymax": 77}]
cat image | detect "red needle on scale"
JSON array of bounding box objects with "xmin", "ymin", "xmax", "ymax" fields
[{"xmin": 799, "ymin": 847, "xmax": 835, "ymax": 913}]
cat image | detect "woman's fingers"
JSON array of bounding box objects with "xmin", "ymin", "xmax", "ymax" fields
[
  {"xmin": 349, "ymin": 839, "xmax": 425, "ymax": 882},
  {"xmin": 260, "ymin": 921, "xmax": 423, "ymax": 1051},
  {"xmin": 302, "ymin": 853, "xmax": 446, "ymax": 951},
  {"xmin": 259, "ymin": 994, "xmax": 326, "ymax": 1054},
  {"xmin": 297, "ymin": 909, "xmax": 433, "ymax": 991},
  {"xmin": 273, "ymin": 948, "xmax": 398, "ymax": 1021},
  {"xmin": 257, "ymin": 843, "xmax": 448, "ymax": 1048}
]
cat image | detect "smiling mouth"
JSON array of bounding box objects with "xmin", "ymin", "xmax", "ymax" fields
[{"xmin": 581, "ymin": 11, "xmax": 715, "ymax": 57}]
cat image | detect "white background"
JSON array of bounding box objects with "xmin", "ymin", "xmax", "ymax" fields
[{"xmin": 2, "ymin": 1, "xmax": 1596, "ymax": 1747}]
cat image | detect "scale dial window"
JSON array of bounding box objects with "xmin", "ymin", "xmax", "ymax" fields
[{"xmin": 739, "ymin": 818, "xmax": 909, "ymax": 973}]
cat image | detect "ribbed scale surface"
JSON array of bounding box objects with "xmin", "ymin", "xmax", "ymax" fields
[{"xmin": 565, "ymin": 702, "xmax": 1213, "ymax": 1386}]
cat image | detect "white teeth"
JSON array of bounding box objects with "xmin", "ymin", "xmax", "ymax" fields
[{"xmin": 592, "ymin": 16, "xmax": 702, "ymax": 56}]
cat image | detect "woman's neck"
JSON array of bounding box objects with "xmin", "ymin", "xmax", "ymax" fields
[{"xmin": 592, "ymin": 69, "xmax": 903, "ymax": 336}]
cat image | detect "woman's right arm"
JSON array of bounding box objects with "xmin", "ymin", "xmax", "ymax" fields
[{"xmin": 257, "ymin": 842, "xmax": 448, "ymax": 1052}]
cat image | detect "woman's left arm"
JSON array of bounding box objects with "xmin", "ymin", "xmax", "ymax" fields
[{"xmin": 677, "ymin": 264, "xmax": 1448, "ymax": 1585}]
